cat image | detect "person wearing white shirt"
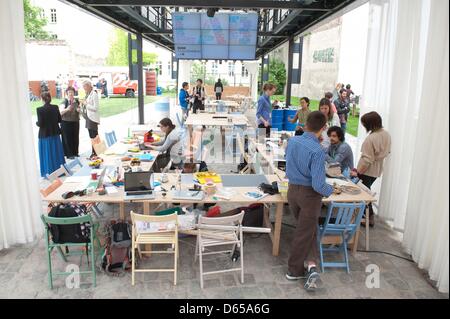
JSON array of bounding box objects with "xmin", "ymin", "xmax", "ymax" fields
[
  {"xmin": 318, "ymin": 98, "xmax": 340, "ymax": 149},
  {"xmin": 79, "ymin": 80, "xmax": 100, "ymax": 158}
]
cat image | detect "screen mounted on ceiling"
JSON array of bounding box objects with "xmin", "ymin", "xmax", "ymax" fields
[{"xmin": 173, "ymin": 12, "xmax": 258, "ymax": 60}]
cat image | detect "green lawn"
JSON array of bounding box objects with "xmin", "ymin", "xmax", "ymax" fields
[
  {"xmin": 30, "ymin": 92, "xmax": 176, "ymax": 118},
  {"xmin": 273, "ymin": 95, "xmax": 359, "ymax": 136}
]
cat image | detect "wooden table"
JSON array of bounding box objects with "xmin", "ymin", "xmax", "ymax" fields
[
  {"xmin": 43, "ymin": 168, "xmax": 375, "ymax": 256},
  {"xmin": 204, "ymin": 100, "xmax": 240, "ymax": 112},
  {"xmin": 185, "ymin": 113, "xmax": 249, "ymax": 129}
]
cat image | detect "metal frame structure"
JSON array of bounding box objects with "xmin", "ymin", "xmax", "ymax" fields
[
  {"xmin": 64, "ymin": 0, "xmax": 354, "ymax": 58},
  {"xmin": 62, "ymin": 0, "xmax": 355, "ymax": 122}
]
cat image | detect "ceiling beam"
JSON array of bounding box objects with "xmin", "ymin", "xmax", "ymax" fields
[
  {"xmin": 84, "ymin": 0, "xmax": 333, "ymax": 11},
  {"xmin": 119, "ymin": 6, "xmax": 174, "ymax": 44}
]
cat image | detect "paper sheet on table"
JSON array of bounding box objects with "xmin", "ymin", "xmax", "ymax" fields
[
  {"xmin": 65, "ymin": 176, "xmax": 90, "ymax": 184},
  {"xmin": 105, "ymin": 186, "xmax": 119, "ymax": 194},
  {"xmin": 326, "ymin": 178, "xmax": 352, "ymax": 186}
]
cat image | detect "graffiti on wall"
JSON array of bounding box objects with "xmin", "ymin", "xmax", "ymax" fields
[{"xmin": 313, "ymin": 48, "xmax": 335, "ymax": 63}]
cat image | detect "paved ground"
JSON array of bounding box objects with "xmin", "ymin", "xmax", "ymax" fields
[{"xmin": 10, "ymin": 102, "xmax": 446, "ymax": 299}]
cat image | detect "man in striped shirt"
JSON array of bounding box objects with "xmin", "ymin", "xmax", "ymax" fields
[{"xmin": 285, "ymin": 111, "xmax": 334, "ymax": 291}]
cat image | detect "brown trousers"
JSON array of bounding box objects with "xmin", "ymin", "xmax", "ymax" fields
[{"xmin": 287, "ymin": 184, "xmax": 322, "ymax": 276}]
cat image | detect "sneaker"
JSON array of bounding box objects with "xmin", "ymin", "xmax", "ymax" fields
[
  {"xmin": 304, "ymin": 267, "xmax": 322, "ymax": 291},
  {"xmin": 285, "ymin": 271, "xmax": 307, "ymax": 281}
]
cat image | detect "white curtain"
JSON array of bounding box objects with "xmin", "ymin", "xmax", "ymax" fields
[
  {"xmin": 359, "ymin": 0, "xmax": 449, "ymax": 293},
  {"xmin": 0, "ymin": 0, "xmax": 43, "ymax": 249}
]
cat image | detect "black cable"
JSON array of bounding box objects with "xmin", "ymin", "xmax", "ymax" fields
[
  {"xmin": 281, "ymin": 222, "xmax": 414, "ymax": 262},
  {"xmin": 356, "ymin": 250, "xmax": 414, "ymax": 262}
]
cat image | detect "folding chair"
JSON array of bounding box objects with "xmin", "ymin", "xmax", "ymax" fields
[
  {"xmin": 93, "ymin": 140, "xmax": 108, "ymax": 155},
  {"xmin": 104, "ymin": 131, "xmax": 117, "ymax": 147},
  {"xmin": 46, "ymin": 166, "xmax": 70, "ymax": 182},
  {"xmin": 63, "ymin": 158, "xmax": 83, "ymax": 176},
  {"xmin": 130, "ymin": 211, "xmax": 178, "ymax": 286},
  {"xmin": 236, "ymin": 133, "xmax": 252, "ymax": 174},
  {"xmin": 41, "ymin": 213, "xmax": 99, "ymax": 289},
  {"xmin": 195, "ymin": 212, "xmax": 245, "ymax": 288},
  {"xmin": 317, "ymin": 201, "xmax": 366, "ymax": 273}
]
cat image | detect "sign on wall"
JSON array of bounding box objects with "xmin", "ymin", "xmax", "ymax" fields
[{"xmin": 313, "ymin": 48, "xmax": 335, "ymax": 63}]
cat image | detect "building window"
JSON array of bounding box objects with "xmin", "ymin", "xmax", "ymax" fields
[
  {"xmin": 167, "ymin": 61, "xmax": 171, "ymax": 75},
  {"xmin": 228, "ymin": 62, "xmax": 234, "ymax": 76},
  {"xmin": 156, "ymin": 61, "xmax": 162, "ymax": 75},
  {"xmin": 39, "ymin": 9, "xmax": 46, "ymax": 20},
  {"xmin": 211, "ymin": 61, "xmax": 218, "ymax": 75},
  {"xmin": 51, "ymin": 34, "xmax": 58, "ymax": 39},
  {"xmin": 241, "ymin": 66, "xmax": 248, "ymax": 77},
  {"xmin": 50, "ymin": 9, "xmax": 57, "ymax": 24}
]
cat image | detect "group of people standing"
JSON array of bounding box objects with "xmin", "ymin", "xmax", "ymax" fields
[
  {"xmin": 178, "ymin": 78, "xmax": 226, "ymax": 119},
  {"xmin": 257, "ymin": 82, "xmax": 391, "ymax": 291},
  {"xmin": 36, "ymin": 80, "xmax": 100, "ymax": 178}
]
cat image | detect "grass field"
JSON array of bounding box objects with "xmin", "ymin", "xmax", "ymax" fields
[
  {"xmin": 273, "ymin": 95, "xmax": 360, "ymax": 136},
  {"xmin": 30, "ymin": 92, "xmax": 177, "ymax": 118}
]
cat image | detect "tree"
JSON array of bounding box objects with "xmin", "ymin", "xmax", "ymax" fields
[
  {"xmin": 190, "ymin": 62, "xmax": 206, "ymax": 83},
  {"xmin": 106, "ymin": 29, "xmax": 158, "ymax": 66},
  {"xmin": 23, "ymin": 0, "xmax": 51, "ymax": 40},
  {"xmin": 106, "ymin": 29, "xmax": 129, "ymax": 66},
  {"xmin": 268, "ymin": 58, "xmax": 286, "ymax": 95}
]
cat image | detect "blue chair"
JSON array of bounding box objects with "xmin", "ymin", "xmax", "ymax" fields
[
  {"xmin": 104, "ymin": 131, "xmax": 117, "ymax": 147},
  {"xmin": 62, "ymin": 158, "xmax": 82, "ymax": 176},
  {"xmin": 317, "ymin": 201, "xmax": 366, "ymax": 273}
]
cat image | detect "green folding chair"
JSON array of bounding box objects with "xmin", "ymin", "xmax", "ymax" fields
[{"xmin": 41, "ymin": 214, "xmax": 101, "ymax": 289}]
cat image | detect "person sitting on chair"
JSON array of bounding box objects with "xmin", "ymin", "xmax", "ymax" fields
[
  {"xmin": 325, "ymin": 126, "xmax": 354, "ymax": 173},
  {"xmin": 145, "ymin": 118, "xmax": 184, "ymax": 172}
]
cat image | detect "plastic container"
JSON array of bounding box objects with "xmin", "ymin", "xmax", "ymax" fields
[{"xmin": 283, "ymin": 109, "xmax": 298, "ymax": 131}]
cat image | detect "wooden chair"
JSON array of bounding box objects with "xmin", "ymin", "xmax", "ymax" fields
[
  {"xmin": 40, "ymin": 213, "xmax": 98, "ymax": 289},
  {"xmin": 195, "ymin": 212, "xmax": 245, "ymax": 289},
  {"xmin": 317, "ymin": 201, "xmax": 366, "ymax": 273},
  {"xmin": 130, "ymin": 211, "xmax": 178, "ymax": 286},
  {"xmin": 46, "ymin": 166, "xmax": 70, "ymax": 182},
  {"xmin": 236, "ymin": 133, "xmax": 252, "ymax": 174},
  {"xmin": 93, "ymin": 140, "xmax": 107, "ymax": 155}
]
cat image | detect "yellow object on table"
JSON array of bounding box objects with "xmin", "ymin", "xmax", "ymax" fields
[
  {"xmin": 128, "ymin": 147, "xmax": 140, "ymax": 153},
  {"xmin": 194, "ymin": 172, "xmax": 222, "ymax": 184}
]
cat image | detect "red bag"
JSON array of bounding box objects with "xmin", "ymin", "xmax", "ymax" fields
[
  {"xmin": 144, "ymin": 130, "xmax": 154, "ymax": 143},
  {"xmin": 206, "ymin": 206, "xmax": 221, "ymax": 217}
]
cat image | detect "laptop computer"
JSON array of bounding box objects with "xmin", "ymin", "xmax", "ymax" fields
[{"xmin": 124, "ymin": 171, "xmax": 155, "ymax": 200}]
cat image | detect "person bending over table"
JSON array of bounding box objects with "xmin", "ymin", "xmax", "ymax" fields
[
  {"xmin": 256, "ymin": 83, "xmax": 277, "ymax": 138},
  {"xmin": 145, "ymin": 118, "xmax": 184, "ymax": 172},
  {"xmin": 288, "ymin": 96, "xmax": 311, "ymax": 136},
  {"xmin": 325, "ymin": 126, "xmax": 354, "ymax": 173},
  {"xmin": 351, "ymin": 112, "xmax": 391, "ymax": 227},
  {"xmin": 285, "ymin": 111, "xmax": 335, "ymax": 291}
]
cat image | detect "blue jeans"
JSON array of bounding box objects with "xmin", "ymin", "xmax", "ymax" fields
[{"xmin": 340, "ymin": 122, "xmax": 347, "ymax": 134}]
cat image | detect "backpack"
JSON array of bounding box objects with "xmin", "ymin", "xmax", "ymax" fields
[
  {"xmin": 48, "ymin": 204, "xmax": 91, "ymax": 244},
  {"xmin": 101, "ymin": 220, "xmax": 132, "ymax": 275}
]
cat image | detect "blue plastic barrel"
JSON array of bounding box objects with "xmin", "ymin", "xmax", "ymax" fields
[
  {"xmin": 284, "ymin": 109, "xmax": 298, "ymax": 131},
  {"xmin": 156, "ymin": 86, "xmax": 162, "ymax": 95},
  {"xmin": 271, "ymin": 109, "xmax": 284, "ymax": 130},
  {"xmin": 271, "ymin": 122, "xmax": 284, "ymax": 131}
]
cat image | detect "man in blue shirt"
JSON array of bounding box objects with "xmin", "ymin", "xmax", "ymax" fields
[
  {"xmin": 285, "ymin": 111, "xmax": 334, "ymax": 291},
  {"xmin": 179, "ymin": 82, "xmax": 190, "ymax": 120}
]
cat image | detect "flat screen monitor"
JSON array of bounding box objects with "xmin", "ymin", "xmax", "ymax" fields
[{"xmin": 173, "ymin": 12, "xmax": 258, "ymax": 60}]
